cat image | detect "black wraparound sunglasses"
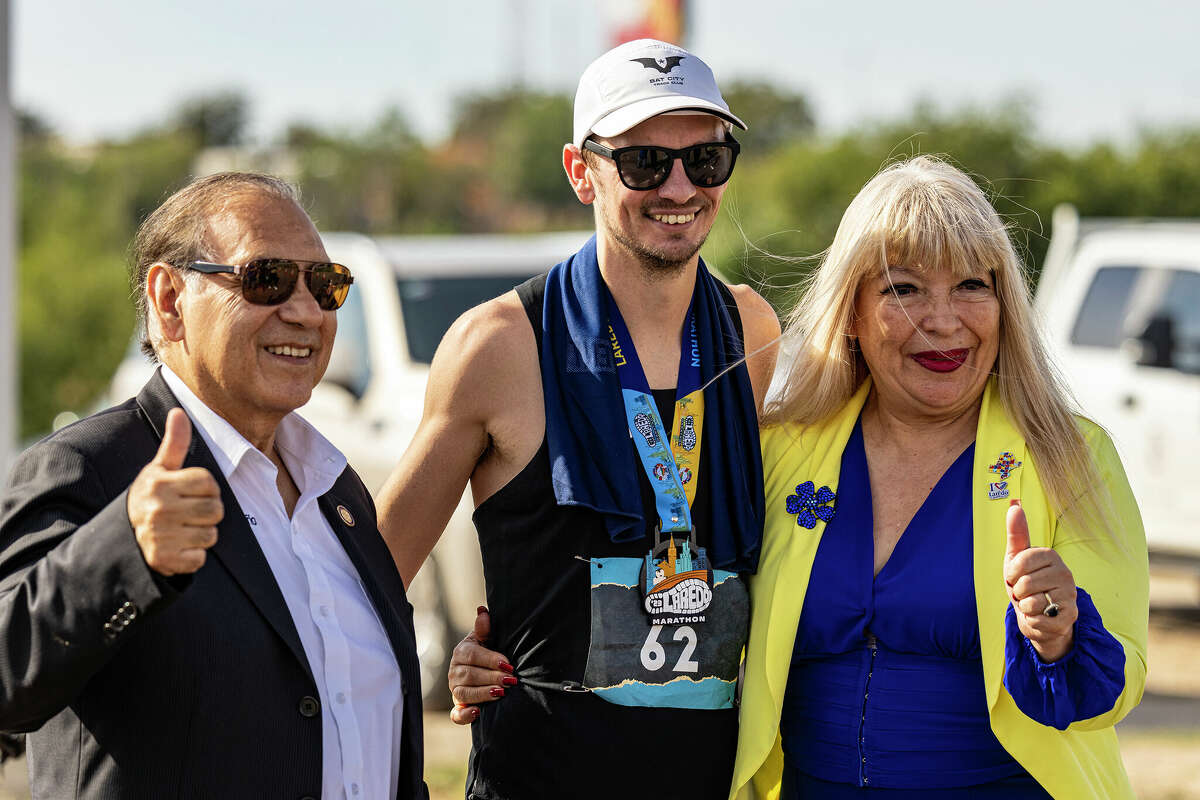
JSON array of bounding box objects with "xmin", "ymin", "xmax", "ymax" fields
[
  {"xmin": 183, "ymin": 258, "xmax": 354, "ymax": 310},
  {"xmin": 583, "ymin": 135, "xmax": 740, "ymax": 190}
]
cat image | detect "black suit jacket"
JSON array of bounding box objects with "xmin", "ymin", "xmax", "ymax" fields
[{"xmin": 0, "ymin": 372, "xmax": 427, "ymax": 799}]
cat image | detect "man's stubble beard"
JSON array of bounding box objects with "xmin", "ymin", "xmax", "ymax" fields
[{"xmin": 602, "ymin": 207, "xmax": 712, "ymax": 282}]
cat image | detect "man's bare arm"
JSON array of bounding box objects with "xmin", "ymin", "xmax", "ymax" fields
[{"xmin": 377, "ymin": 296, "xmax": 529, "ymax": 587}]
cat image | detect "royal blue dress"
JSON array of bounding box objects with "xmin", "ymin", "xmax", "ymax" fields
[{"xmin": 779, "ymin": 420, "xmax": 1125, "ymax": 798}]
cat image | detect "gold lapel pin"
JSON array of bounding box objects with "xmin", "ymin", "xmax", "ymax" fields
[{"xmin": 336, "ymin": 505, "xmax": 355, "ymax": 527}]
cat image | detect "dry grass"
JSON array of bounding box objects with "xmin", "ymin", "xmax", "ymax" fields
[{"xmin": 1121, "ymin": 731, "xmax": 1200, "ymax": 800}]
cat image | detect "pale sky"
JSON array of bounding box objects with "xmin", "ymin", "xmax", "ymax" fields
[{"xmin": 14, "ymin": 0, "xmax": 1200, "ymax": 147}]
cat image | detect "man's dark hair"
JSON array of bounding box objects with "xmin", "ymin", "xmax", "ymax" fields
[{"xmin": 129, "ymin": 172, "xmax": 301, "ymax": 361}]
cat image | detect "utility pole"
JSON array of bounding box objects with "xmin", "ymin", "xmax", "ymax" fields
[{"xmin": 0, "ymin": 0, "xmax": 16, "ymax": 478}]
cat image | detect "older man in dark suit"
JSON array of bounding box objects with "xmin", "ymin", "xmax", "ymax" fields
[{"xmin": 0, "ymin": 172, "xmax": 426, "ymax": 799}]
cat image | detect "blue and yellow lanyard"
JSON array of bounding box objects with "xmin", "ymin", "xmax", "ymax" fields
[{"xmin": 606, "ymin": 296, "xmax": 705, "ymax": 534}]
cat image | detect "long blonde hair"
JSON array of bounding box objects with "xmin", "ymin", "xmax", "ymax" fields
[{"xmin": 765, "ymin": 155, "xmax": 1107, "ymax": 532}]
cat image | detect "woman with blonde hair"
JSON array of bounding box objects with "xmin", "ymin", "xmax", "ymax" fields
[{"xmin": 732, "ymin": 156, "xmax": 1147, "ymax": 799}]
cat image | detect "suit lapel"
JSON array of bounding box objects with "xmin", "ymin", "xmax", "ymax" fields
[
  {"xmin": 320, "ymin": 480, "xmax": 425, "ymax": 796},
  {"xmin": 319, "ymin": 488, "xmax": 418, "ymax": 679},
  {"xmin": 136, "ymin": 371, "xmax": 314, "ymax": 683}
]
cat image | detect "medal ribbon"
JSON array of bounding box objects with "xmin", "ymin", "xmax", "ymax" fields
[{"xmin": 605, "ymin": 292, "xmax": 705, "ymax": 534}]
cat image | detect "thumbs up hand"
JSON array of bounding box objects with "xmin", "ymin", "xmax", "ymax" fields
[
  {"xmin": 1004, "ymin": 499, "xmax": 1077, "ymax": 662},
  {"xmin": 126, "ymin": 408, "xmax": 224, "ymax": 576}
]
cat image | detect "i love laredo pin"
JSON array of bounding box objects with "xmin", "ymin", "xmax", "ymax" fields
[{"xmin": 987, "ymin": 451, "xmax": 1022, "ymax": 500}]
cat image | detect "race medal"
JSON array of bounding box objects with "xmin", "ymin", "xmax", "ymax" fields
[
  {"xmin": 582, "ymin": 555, "xmax": 748, "ymax": 710},
  {"xmin": 639, "ymin": 526, "xmax": 714, "ymax": 626}
]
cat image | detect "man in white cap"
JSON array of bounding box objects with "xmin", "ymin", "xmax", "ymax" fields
[{"xmin": 378, "ymin": 39, "xmax": 780, "ymax": 798}]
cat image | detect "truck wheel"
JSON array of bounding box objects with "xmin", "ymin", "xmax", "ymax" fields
[{"xmin": 405, "ymin": 555, "xmax": 457, "ymax": 710}]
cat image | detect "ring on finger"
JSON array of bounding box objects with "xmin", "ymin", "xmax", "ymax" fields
[{"xmin": 1042, "ymin": 592, "xmax": 1060, "ymax": 618}]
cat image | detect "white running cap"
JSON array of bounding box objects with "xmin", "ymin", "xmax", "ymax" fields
[{"xmin": 572, "ymin": 39, "xmax": 746, "ymax": 149}]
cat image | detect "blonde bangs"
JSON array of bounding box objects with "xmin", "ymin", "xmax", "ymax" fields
[{"xmin": 874, "ymin": 175, "xmax": 1011, "ymax": 282}]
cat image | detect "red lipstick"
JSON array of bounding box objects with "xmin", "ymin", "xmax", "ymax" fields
[{"xmin": 911, "ymin": 348, "xmax": 969, "ymax": 373}]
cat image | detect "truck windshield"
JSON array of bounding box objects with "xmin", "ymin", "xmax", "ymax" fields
[{"xmin": 397, "ymin": 275, "xmax": 537, "ymax": 364}]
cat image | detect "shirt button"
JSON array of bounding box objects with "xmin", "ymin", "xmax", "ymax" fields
[
  {"xmin": 351, "ymin": 783, "xmax": 360, "ymax": 796},
  {"xmin": 320, "ymin": 605, "xmax": 329, "ymax": 617},
  {"xmin": 298, "ymin": 696, "xmax": 320, "ymax": 717},
  {"xmin": 336, "ymin": 692, "xmax": 347, "ymax": 704}
]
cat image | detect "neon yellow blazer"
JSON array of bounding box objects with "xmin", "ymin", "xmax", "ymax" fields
[{"xmin": 731, "ymin": 379, "xmax": 1148, "ymax": 800}]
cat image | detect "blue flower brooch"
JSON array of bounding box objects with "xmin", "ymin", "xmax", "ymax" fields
[{"xmin": 786, "ymin": 481, "xmax": 837, "ymax": 529}]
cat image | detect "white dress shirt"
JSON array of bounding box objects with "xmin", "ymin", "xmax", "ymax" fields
[{"xmin": 161, "ymin": 366, "xmax": 403, "ymax": 800}]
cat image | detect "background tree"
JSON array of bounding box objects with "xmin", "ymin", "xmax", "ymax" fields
[
  {"xmin": 173, "ymin": 91, "xmax": 249, "ymax": 148},
  {"xmin": 15, "ymin": 87, "xmax": 1200, "ymax": 440},
  {"xmin": 711, "ymin": 98, "xmax": 1049, "ymax": 302},
  {"xmin": 18, "ymin": 120, "xmax": 200, "ymax": 439},
  {"xmin": 721, "ymin": 81, "xmax": 815, "ymax": 153},
  {"xmin": 447, "ymin": 88, "xmax": 588, "ymax": 229}
]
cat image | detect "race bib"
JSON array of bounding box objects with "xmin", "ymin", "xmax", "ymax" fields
[{"xmin": 581, "ymin": 554, "xmax": 748, "ymax": 709}]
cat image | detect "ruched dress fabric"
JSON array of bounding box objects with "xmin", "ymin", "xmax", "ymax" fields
[{"xmin": 779, "ymin": 419, "xmax": 1125, "ymax": 798}]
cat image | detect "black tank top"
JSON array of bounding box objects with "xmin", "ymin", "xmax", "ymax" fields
[{"xmin": 465, "ymin": 274, "xmax": 744, "ymax": 800}]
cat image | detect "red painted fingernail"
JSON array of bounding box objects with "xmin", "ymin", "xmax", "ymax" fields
[
  {"xmin": 501, "ymin": 676, "xmax": 518, "ymax": 686},
  {"xmin": 499, "ymin": 661, "xmax": 514, "ymax": 674},
  {"xmin": 490, "ymin": 687, "xmax": 505, "ymax": 698},
  {"xmin": 477, "ymin": 606, "xmax": 488, "ymax": 615},
  {"xmin": 471, "ymin": 707, "xmax": 480, "ymax": 720}
]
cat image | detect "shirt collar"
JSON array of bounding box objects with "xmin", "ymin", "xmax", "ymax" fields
[{"xmin": 158, "ymin": 365, "xmax": 347, "ymax": 497}]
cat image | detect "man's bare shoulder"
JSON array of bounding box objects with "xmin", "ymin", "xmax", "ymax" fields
[
  {"xmin": 444, "ymin": 290, "xmax": 531, "ymax": 351},
  {"xmin": 722, "ymin": 282, "xmax": 781, "ymax": 411},
  {"xmin": 724, "ymin": 282, "xmax": 779, "ymax": 333},
  {"xmin": 433, "ymin": 290, "xmax": 537, "ymax": 378}
]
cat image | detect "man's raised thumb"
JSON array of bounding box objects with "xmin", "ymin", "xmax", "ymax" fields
[
  {"xmin": 1005, "ymin": 499, "xmax": 1031, "ymax": 558},
  {"xmin": 154, "ymin": 408, "xmax": 192, "ymax": 470}
]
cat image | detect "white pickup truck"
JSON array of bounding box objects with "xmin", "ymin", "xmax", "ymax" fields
[
  {"xmin": 1034, "ymin": 204, "xmax": 1200, "ymax": 568},
  {"xmin": 105, "ymin": 230, "xmax": 593, "ymax": 707}
]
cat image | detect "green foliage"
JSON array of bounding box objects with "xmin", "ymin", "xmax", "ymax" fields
[
  {"xmin": 721, "ymin": 81, "xmax": 815, "ymax": 153},
  {"xmin": 448, "ymin": 88, "xmax": 589, "ymax": 229},
  {"xmin": 714, "ymin": 99, "xmax": 1102, "ymax": 300},
  {"xmin": 290, "ymin": 108, "xmax": 474, "ymax": 234},
  {"xmin": 17, "ymin": 128, "xmax": 201, "ymax": 439},
  {"xmin": 708, "ymin": 133, "xmax": 879, "ymax": 307},
  {"xmin": 489, "ymin": 91, "xmax": 576, "ymax": 211},
  {"xmin": 173, "ymin": 91, "xmax": 249, "ymax": 148},
  {"xmin": 16, "ymin": 88, "xmax": 1200, "ymax": 441}
]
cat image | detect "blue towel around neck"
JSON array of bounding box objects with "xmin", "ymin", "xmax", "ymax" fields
[{"xmin": 540, "ymin": 236, "xmax": 764, "ymax": 573}]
